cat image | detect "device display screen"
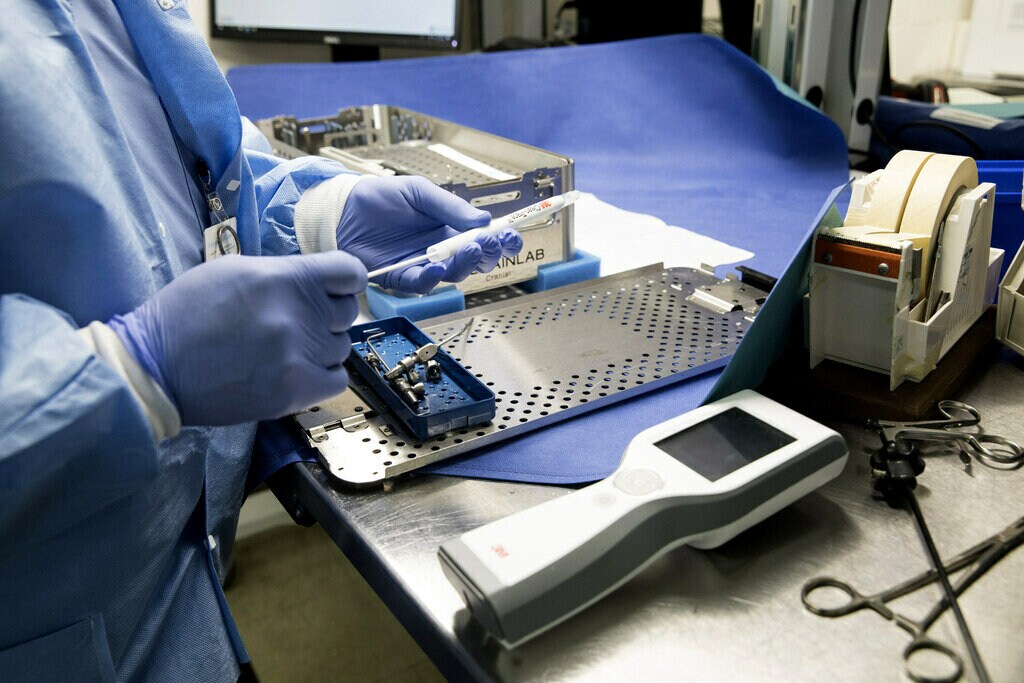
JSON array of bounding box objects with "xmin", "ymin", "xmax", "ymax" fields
[
  {"xmin": 653, "ymin": 408, "xmax": 795, "ymax": 481},
  {"xmin": 215, "ymin": 0, "xmax": 458, "ymax": 39}
]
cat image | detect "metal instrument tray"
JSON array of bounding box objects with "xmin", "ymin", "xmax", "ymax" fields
[
  {"xmin": 295, "ymin": 264, "xmax": 765, "ymax": 487},
  {"xmin": 257, "ymin": 105, "xmax": 574, "ymax": 295}
]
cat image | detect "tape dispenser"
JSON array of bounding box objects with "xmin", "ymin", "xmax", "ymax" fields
[{"xmin": 809, "ymin": 151, "xmax": 1002, "ymax": 389}]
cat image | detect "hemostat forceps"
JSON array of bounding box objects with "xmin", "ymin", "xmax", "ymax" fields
[
  {"xmin": 870, "ymin": 400, "xmax": 1023, "ymax": 467},
  {"xmin": 802, "ymin": 516, "xmax": 1024, "ymax": 683}
]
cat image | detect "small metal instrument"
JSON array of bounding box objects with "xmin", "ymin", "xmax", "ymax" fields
[
  {"xmin": 802, "ymin": 516, "xmax": 1024, "ymax": 683},
  {"xmin": 870, "ymin": 400, "xmax": 1023, "ymax": 468}
]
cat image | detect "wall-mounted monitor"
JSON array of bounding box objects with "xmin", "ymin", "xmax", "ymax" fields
[{"xmin": 211, "ymin": 0, "xmax": 464, "ymax": 55}]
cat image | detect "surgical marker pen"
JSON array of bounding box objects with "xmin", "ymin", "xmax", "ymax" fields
[{"xmin": 368, "ymin": 191, "xmax": 582, "ymax": 279}]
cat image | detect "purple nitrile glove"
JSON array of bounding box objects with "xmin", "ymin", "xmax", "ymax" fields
[
  {"xmin": 337, "ymin": 176, "xmax": 523, "ymax": 294},
  {"xmin": 108, "ymin": 251, "xmax": 366, "ymax": 426}
]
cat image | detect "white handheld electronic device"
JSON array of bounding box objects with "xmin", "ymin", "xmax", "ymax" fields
[{"xmin": 438, "ymin": 389, "xmax": 848, "ymax": 647}]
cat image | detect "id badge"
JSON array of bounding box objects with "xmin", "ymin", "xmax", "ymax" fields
[{"xmin": 204, "ymin": 217, "xmax": 240, "ymax": 261}]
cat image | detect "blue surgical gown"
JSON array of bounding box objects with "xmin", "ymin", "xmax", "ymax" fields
[{"xmin": 0, "ymin": 1, "xmax": 351, "ymax": 680}]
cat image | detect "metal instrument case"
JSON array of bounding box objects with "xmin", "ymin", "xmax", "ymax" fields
[
  {"xmin": 346, "ymin": 317, "xmax": 495, "ymax": 442},
  {"xmin": 256, "ymin": 105, "xmax": 575, "ymax": 294}
]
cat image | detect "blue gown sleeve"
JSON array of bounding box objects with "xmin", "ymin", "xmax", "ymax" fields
[
  {"xmin": 0, "ymin": 295, "xmax": 159, "ymax": 554},
  {"xmin": 241, "ymin": 117, "xmax": 358, "ymax": 256},
  {"xmin": 240, "ymin": 116, "xmax": 274, "ymax": 156}
]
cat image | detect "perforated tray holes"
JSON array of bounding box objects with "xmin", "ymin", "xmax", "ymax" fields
[{"xmin": 313, "ymin": 267, "xmax": 760, "ymax": 485}]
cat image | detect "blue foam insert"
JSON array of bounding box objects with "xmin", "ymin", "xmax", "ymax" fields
[
  {"xmin": 520, "ymin": 249, "xmax": 601, "ymax": 293},
  {"xmin": 366, "ymin": 284, "xmax": 465, "ymax": 321},
  {"xmin": 236, "ymin": 34, "xmax": 850, "ymax": 485}
]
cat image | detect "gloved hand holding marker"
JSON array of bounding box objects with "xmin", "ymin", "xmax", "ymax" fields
[
  {"xmin": 100, "ymin": 177, "xmax": 551, "ymax": 426},
  {"xmin": 367, "ymin": 190, "xmax": 583, "ymax": 280},
  {"xmin": 336, "ymin": 176, "xmax": 526, "ymax": 294}
]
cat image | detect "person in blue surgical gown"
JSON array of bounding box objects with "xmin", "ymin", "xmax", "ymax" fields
[{"xmin": 0, "ymin": 2, "xmax": 521, "ymax": 681}]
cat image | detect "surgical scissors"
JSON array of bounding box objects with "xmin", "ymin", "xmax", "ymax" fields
[
  {"xmin": 802, "ymin": 516, "xmax": 1024, "ymax": 683},
  {"xmin": 870, "ymin": 400, "xmax": 1023, "ymax": 467}
]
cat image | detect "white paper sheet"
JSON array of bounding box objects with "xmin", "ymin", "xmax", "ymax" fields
[{"xmin": 572, "ymin": 192, "xmax": 753, "ymax": 276}]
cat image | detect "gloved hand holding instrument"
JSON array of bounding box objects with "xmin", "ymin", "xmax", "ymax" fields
[
  {"xmin": 338, "ymin": 176, "xmax": 523, "ymax": 294},
  {"xmin": 109, "ymin": 251, "xmax": 367, "ymax": 426},
  {"xmin": 106, "ymin": 176, "xmax": 523, "ymax": 426}
]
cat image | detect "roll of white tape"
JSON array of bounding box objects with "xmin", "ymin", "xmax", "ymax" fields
[
  {"xmin": 899, "ymin": 154, "xmax": 978, "ymax": 293},
  {"xmin": 847, "ymin": 150, "xmax": 933, "ymax": 231}
]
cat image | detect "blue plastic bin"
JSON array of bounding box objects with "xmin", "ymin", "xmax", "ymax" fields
[
  {"xmin": 347, "ymin": 317, "xmax": 495, "ymax": 441},
  {"xmin": 978, "ymin": 160, "xmax": 1024, "ymax": 277}
]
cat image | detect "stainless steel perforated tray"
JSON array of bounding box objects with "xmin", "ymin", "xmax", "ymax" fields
[{"xmin": 295, "ymin": 264, "xmax": 765, "ymax": 487}]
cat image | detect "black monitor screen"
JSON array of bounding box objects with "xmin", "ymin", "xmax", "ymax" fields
[
  {"xmin": 212, "ymin": 0, "xmax": 462, "ymax": 51},
  {"xmin": 653, "ymin": 408, "xmax": 795, "ymax": 482}
]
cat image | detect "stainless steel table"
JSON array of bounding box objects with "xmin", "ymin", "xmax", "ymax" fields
[{"xmin": 276, "ymin": 352, "xmax": 1024, "ymax": 682}]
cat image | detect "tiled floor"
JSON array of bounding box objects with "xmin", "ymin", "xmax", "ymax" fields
[{"xmin": 225, "ymin": 523, "xmax": 446, "ymax": 683}]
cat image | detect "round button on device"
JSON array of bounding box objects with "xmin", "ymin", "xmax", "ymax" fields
[{"xmin": 613, "ymin": 468, "xmax": 664, "ymax": 496}]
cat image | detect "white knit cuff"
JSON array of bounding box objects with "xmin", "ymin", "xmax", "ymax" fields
[
  {"xmin": 293, "ymin": 173, "xmax": 364, "ymax": 254},
  {"xmin": 76, "ymin": 322, "xmax": 182, "ymax": 442}
]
